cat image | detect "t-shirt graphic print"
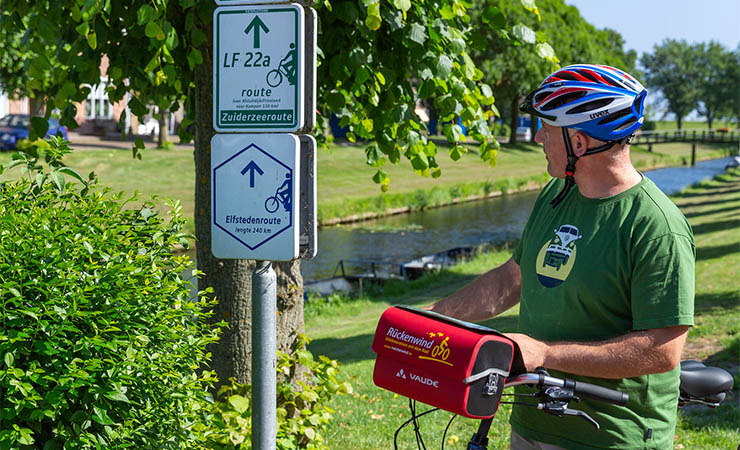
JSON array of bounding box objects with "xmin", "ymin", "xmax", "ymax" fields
[{"xmin": 535, "ymin": 224, "xmax": 582, "ymax": 288}]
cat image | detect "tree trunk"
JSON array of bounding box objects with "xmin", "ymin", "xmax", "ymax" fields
[
  {"xmin": 529, "ymin": 116, "xmax": 538, "ymax": 143},
  {"xmin": 676, "ymin": 115, "xmax": 683, "ymax": 130},
  {"xmin": 194, "ymin": 17, "xmax": 305, "ymax": 391},
  {"xmin": 509, "ymin": 97, "xmax": 519, "ymax": 144},
  {"xmin": 29, "ymin": 96, "xmax": 45, "ymax": 117},
  {"xmin": 158, "ymin": 111, "xmax": 169, "ymax": 148}
]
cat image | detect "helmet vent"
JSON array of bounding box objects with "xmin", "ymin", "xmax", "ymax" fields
[
  {"xmin": 566, "ymin": 98, "xmax": 614, "ymax": 114},
  {"xmin": 541, "ymin": 91, "xmax": 587, "ymax": 111},
  {"xmin": 577, "ymin": 70, "xmax": 601, "ymax": 83},
  {"xmin": 553, "ymin": 71, "xmax": 579, "ymax": 81},
  {"xmin": 597, "ymin": 107, "xmax": 631, "ymax": 124},
  {"xmin": 613, "ymin": 117, "xmax": 638, "ymax": 132},
  {"xmin": 534, "ymin": 91, "xmax": 553, "ymax": 103}
]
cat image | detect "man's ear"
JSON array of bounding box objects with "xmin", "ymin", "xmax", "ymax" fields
[{"xmin": 571, "ymin": 131, "xmax": 589, "ymax": 157}]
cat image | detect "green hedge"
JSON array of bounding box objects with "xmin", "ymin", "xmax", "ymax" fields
[{"xmin": 0, "ymin": 140, "xmax": 220, "ymax": 449}]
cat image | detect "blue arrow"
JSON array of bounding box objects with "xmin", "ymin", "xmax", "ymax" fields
[{"xmin": 241, "ymin": 161, "xmax": 264, "ymax": 188}]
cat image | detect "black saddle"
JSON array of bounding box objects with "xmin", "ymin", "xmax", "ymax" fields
[{"xmin": 679, "ymin": 360, "xmax": 734, "ymax": 406}]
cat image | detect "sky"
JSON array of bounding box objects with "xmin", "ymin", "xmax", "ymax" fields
[
  {"xmin": 563, "ymin": 0, "xmax": 740, "ymax": 120},
  {"xmin": 563, "ymin": 0, "xmax": 740, "ymax": 57}
]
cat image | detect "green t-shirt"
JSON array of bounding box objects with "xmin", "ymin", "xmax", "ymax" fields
[{"xmin": 510, "ymin": 176, "xmax": 695, "ymax": 450}]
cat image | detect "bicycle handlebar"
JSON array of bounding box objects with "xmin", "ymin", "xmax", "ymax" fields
[{"xmin": 505, "ymin": 372, "xmax": 628, "ymax": 406}]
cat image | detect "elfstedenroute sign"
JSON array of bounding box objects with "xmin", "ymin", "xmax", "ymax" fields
[
  {"xmin": 213, "ymin": 4, "xmax": 305, "ymax": 132},
  {"xmin": 211, "ymin": 133, "xmax": 300, "ymax": 261}
]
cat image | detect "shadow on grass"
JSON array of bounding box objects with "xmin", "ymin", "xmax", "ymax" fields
[
  {"xmin": 694, "ymin": 291, "xmax": 739, "ymax": 315},
  {"xmin": 676, "ymin": 196, "xmax": 740, "ymax": 209},
  {"xmin": 673, "ymin": 185, "xmax": 740, "ymax": 200},
  {"xmin": 683, "ymin": 205, "xmax": 740, "ymax": 219},
  {"xmin": 696, "ymin": 243, "xmax": 740, "ymax": 262},
  {"xmin": 690, "ymin": 219, "xmax": 740, "ymax": 236}
]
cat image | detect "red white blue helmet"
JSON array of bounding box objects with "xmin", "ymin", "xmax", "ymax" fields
[{"xmin": 520, "ymin": 64, "xmax": 647, "ymax": 142}]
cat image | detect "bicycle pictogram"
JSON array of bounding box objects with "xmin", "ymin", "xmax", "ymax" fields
[
  {"xmin": 266, "ymin": 43, "xmax": 297, "ymax": 88},
  {"xmin": 264, "ymin": 172, "xmax": 292, "ymax": 213}
]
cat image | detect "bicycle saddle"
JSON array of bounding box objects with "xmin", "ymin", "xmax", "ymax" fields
[{"xmin": 679, "ymin": 360, "xmax": 734, "ymax": 399}]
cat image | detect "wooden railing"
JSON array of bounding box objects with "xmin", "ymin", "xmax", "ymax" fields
[
  {"xmin": 632, "ymin": 129, "xmax": 739, "ymax": 166},
  {"xmin": 634, "ymin": 129, "xmax": 739, "ymax": 146}
]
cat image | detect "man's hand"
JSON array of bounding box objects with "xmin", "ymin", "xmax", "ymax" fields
[{"xmin": 506, "ymin": 333, "xmax": 548, "ymax": 371}]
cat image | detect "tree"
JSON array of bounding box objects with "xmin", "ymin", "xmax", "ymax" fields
[
  {"xmin": 469, "ymin": 0, "xmax": 637, "ymax": 143},
  {"xmin": 0, "ymin": 0, "xmax": 545, "ymax": 389},
  {"xmin": 641, "ymin": 39, "xmax": 699, "ymax": 130},
  {"xmin": 694, "ymin": 41, "xmax": 736, "ymax": 130}
]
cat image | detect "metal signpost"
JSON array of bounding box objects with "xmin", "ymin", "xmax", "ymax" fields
[{"xmin": 212, "ymin": 2, "xmax": 317, "ymax": 449}]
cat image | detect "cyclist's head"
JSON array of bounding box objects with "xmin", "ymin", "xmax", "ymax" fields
[
  {"xmin": 520, "ymin": 64, "xmax": 646, "ymax": 143},
  {"xmin": 519, "ymin": 64, "xmax": 647, "ymax": 207}
]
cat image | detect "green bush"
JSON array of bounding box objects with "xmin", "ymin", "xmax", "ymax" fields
[
  {"xmin": 194, "ymin": 334, "xmax": 351, "ymax": 449},
  {"xmin": 0, "ymin": 139, "xmax": 220, "ymax": 449}
]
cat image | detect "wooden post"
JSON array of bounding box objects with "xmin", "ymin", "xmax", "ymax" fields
[
  {"xmin": 648, "ymin": 143, "xmax": 652, "ymax": 153},
  {"xmin": 691, "ymin": 141, "xmax": 696, "ymax": 167}
]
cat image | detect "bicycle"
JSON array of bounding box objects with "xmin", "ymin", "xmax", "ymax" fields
[
  {"xmin": 391, "ymin": 362, "xmax": 733, "ymax": 450},
  {"xmin": 372, "ymin": 306, "xmax": 734, "ymax": 450}
]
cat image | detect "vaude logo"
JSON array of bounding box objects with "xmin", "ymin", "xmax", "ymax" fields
[
  {"xmin": 589, "ymin": 109, "xmax": 609, "ymax": 119},
  {"xmin": 396, "ymin": 369, "xmax": 439, "ymax": 388}
]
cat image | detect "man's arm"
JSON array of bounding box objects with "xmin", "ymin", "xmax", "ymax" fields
[
  {"xmin": 507, "ymin": 325, "xmax": 689, "ymax": 379},
  {"xmin": 427, "ymin": 257, "xmax": 522, "ymax": 322}
]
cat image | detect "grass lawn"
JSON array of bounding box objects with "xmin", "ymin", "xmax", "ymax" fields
[{"xmin": 305, "ymin": 169, "xmax": 740, "ymax": 450}]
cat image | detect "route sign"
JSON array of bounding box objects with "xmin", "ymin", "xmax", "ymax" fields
[
  {"xmin": 213, "ymin": 4, "xmax": 304, "ymax": 132},
  {"xmin": 211, "ymin": 134, "xmax": 299, "ymax": 261}
]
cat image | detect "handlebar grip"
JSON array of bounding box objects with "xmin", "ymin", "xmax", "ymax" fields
[{"xmin": 573, "ymin": 381, "xmax": 629, "ymax": 406}]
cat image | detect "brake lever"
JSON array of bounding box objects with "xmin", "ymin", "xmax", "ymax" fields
[
  {"xmin": 562, "ymin": 408, "xmax": 600, "ymax": 430},
  {"xmin": 537, "ymin": 386, "xmax": 601, "ymax": 430}
]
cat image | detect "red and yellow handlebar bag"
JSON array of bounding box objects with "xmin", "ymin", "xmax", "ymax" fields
[{"xmin": 372, "ymin": 306, "xmax": 515, "ymax": 419}]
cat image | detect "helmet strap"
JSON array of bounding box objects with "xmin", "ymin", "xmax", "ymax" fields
[{"xmin": 550, "ymin": 128, "xmax": 579, "ymax": 208}]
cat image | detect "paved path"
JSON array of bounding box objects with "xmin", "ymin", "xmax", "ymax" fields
[{"xmin": 67, "ymin": 131, "xmax": 194, "ymax": 151}]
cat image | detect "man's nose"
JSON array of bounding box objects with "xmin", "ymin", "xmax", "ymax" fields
[{"xmin": 534, "ymin": 127, "xmax": 545, "ymax": 144}]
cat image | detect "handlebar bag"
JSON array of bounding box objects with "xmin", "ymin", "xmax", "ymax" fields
[{"xmin": 372, "ymin": 306, "xmax": 514, "ymax": 419}]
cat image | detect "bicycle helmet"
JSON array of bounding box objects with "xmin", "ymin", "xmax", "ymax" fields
[{"xmin": 519, "ymin": 64, "xmax": 647, "ymax": 207}]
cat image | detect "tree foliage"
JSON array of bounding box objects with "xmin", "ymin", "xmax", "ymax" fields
[
  {"xmin": 641, "ymin": 39, "xmax": 739, "ymax": 129},
  {"xmin": 469, "ymin": 0, "xmax": 637, "ymax": 142},
  {"xmin": 640, "ymin": 39, "xmax": 700, "ymax": 130}
]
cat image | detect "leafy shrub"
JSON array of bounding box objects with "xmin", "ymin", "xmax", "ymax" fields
[
  {"xmin": 194, "ymin": 334, "xmax": 351, "ymax": 449},
  {"xmin": 0, "ymin": 140, "xmax": 220, "ymax": 449}
]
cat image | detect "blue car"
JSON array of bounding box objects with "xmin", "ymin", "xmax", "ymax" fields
[{"xmin": 0, "ymin": 114, "xmax": 69, "ymax": 150}]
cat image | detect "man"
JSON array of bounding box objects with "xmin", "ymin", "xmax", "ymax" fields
[{"xmin": 427, "ymin": 65, "xmax": 694, "ymax": 449}]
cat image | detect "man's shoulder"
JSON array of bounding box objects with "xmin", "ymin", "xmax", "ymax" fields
[{"xmin": 624, "ymin": 178, "xmax": 695, "ymax": 250}]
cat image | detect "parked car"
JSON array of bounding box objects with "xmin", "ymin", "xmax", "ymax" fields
[
  {"xmin": 0, "ymin": 114, "xmax": 69, "ymax": 150},
  {"xmin": 515, "ymin": 126, "xmax": 532, "ymax": 141}
]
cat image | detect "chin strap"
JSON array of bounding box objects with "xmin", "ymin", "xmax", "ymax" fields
[{"xmin": 550, "ymin": 128, "xmax": 579, "ymax": 208}]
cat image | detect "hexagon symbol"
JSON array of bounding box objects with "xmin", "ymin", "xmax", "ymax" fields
[{"xmin": 211, "ymin": 134, "xmax": 299, "ymax": 261}]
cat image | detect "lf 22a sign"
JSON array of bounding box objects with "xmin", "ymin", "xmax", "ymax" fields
[{"xmin": 213, "ymin": 4, "xmax": 305, "ymax": 133}]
